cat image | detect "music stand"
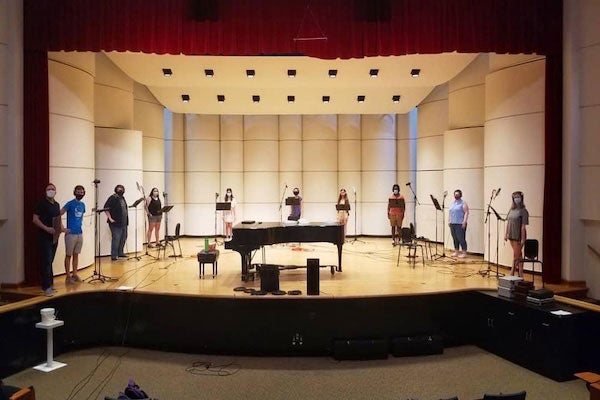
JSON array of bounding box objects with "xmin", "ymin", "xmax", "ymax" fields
[
  {"xmin": 286, "ymin": 197, "xmax": 300, "ymax": 221},
  {"xmin": 127, "ymin": 197, "xmax": 144, "ymax": 261},
  {"xmin": 434, "ymin": 193, "xmax": 454, "ymax": 261},
  {"xmin": 335, "ymin": 204, "xmax": 350, "ymax": 211},
  {"xmin": 429, "ymin": 195, "xmax": 442, "ymax": 259},
  {"xmin": 215, "ymin": 202, "xmax": 231, "ymax": 245}
]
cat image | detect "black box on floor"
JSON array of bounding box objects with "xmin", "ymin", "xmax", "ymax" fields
[
  {"xmin": 332, "ymin": 338, "xmax": 388, "ymax": 360},
  {"xmin": 259, "ymin": 264, "xmax": 280, "ymax": 292},
  {"xmin": 391, "ymin": 334, "xmax": 443, "ymax": 357}
]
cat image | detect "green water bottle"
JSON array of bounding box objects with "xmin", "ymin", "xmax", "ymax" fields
[{"xmin": 204, "ymin": 238, "xmax": 209, "ymax": 252}]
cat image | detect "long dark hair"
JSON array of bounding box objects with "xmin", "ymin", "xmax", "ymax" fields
[
  {"xmin": 337, "ymin": 188, "xmax": 348, "ymax": 204},
  {"xmin": 225, "ymin": 188, "xmax": 234, "ymax": 202}
]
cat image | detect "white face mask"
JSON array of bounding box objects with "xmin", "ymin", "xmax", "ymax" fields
[
  {"xmin": 514, "ymin": 197, "xmax": 522, "ymax": 205},
  {"xmin": 46, "ymin": 190, "xmax": 56, "ymax": 199},
  {"xmin": 393, "ymin": 190, "xmax": 399, "ymax": 195}
]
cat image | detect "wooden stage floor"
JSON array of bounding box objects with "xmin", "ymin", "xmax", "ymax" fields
[{"xmin": 7, "ymin": 237, "xmax": 543, "ymax": 306}]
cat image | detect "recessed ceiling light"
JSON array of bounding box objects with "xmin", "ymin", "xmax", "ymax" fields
[
  {"xmin": 205, "ymin": 69, "xmax": 214, "ymax": 77},
  {"xmin": 181, "ymin": 94, "xmax": 190, "ymax": 103},
  {"xmin": 252, "ymin": 95, "xmax": 260, "ymax": 103},
  {"xmin": 246, "ymin": 69, "xmax": 255, "ymax": 78},
  {"xmin": 217, "ymin": 95, "xmax": 225, "ymax": 103},
  {"xmin": 392, "ymin": 95, "xmax": 401, "ymax": 103},
  {"xmin": 410, "ymin": 68, "xmax": 421, "ymax": 78},
  {"xmin": 357, "ymin": 95, "xmax": 365, "ymax": 103},
  {"xmin": 369, "ymin": 69, "xmax": 379, "ymax": 78},
  {"xmin": 328, "ymin": 69, "xmax": 337, "ymax": 78},
  {"xmin": 322, "ymin": 95, "xmax": 330, "ymax": 103},
  {"xmin": 287, "ymin": 69, "xmax": 296, "ymax": 78},
  {"xmin": 162, "ymin": 68, "xmax": 172, "ymax": 77},
  {"xmin": 287, "ymin": 95, "xmax": 295, "ymax": 103}
]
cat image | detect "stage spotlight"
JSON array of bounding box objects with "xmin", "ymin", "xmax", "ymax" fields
[
  {"xmin": 181, "ymin": 94, "xmax": 190, "ymax": 102},
  {"xmin": 205, "ymin": 69, "xmax": 214, "ymax": 77},
  {"xmin": 410, "ymin": 68, "xmax": 421, "ymax": 77},
  {"xmin": 287, "ymin": 69, "xmax": 296, "ymax": 78},
  {"xmin": 328, "ymin": 69, "xmax": 337, "ymax": 78},
  {"xmin": 357, "ymin": 95, "xmax": 365, "ymax": 103},
  {"xmin": 246, "ymin": 69, "xmax": 255, "ymax": 78},
  {"xmin": 217, "ymin": 95, "xmax": 225, "ymax": 103},
  {"xmin": 252, "ymin": 95, "xmax": 260, "ymax": 103},
  {"xmin": 322, "ymin": 95, "xmax": 330, "ymax": 103},
  {"xmin": 287, "ymin": 95, "xmax": 295, "ymax": 103},
  {"xmin": 162, "ymin": 68, "xmax": 172, "ymax": 77},
  {"xmin": 392, "ymin": 95, "xmax": 401, "ymax": 103},
  {"xmin": 369, "ymin": 69, "xmax": 379, "ymax": 77}
]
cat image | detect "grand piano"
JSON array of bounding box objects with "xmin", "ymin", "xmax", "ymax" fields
[{"xmin": 224, "ymin": 221, "xmax": 344, "ymax": 281}]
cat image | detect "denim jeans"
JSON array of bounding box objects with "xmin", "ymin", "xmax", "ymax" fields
[
  {"xmin": 449, "ymin": 223, "xmax": 467, "ymax": 251},
  {"xmin": 39, "ymin": 236, "xmax": 58, "ymax": 290},
  {"xmin": 109, "ymin": 223, "xmax": 128, "ymax": 259}
]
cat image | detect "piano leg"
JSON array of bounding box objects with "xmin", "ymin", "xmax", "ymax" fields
[{"xmin": 337, "ymin": 243, "xmax": 343, "ymax": 272}]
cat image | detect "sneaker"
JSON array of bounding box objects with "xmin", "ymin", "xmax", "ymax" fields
[
  {"xmin": 50, "ymin": 287, "xmax": 58, "ymax": 292},
  {"xmin": 451, "ymin": 251, "xmax": 459, "ymax": 257},
  {"xmin": 43, "ymin": 288, "xmax": 54, "ymax": 297},
  {"xmin": 458, "ymin": 251, "xmax": 467, "ymax": 258},
  {"xmin": 111, "ymin": 257, "xmax": 118, "ymax": 261},
  {"xmin": 118, "ymin": 255, "xmax": 128, "ymax": 259},
  {"xmin": 72, "ymin": 274, "xmax": 81, "ymax": 282},
  {"xmin": 65, "ymin": 276, "xmax": 73, "ymax": 285}
]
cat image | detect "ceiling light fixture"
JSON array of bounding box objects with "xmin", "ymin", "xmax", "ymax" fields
[
  {"xmin": 287, "ymin": 69, "xmax": 296, "ymax": 78},
  {"xmin": 287, "ymin": 95, "xmax": 295, "ymax": 103},
  {"xmin": 181, "ymin": 94, "xmax": 190, "ymax": 103},
  {"xmin": 162, "ymin": 68, "xmax": 172, "ymax": 77},
  {"xmin": 357, "ymin": 95, "xmax": 365, "ymax": 103},
  {"xmin": 369, "ymin": 69, "xmax": 379, "ymax": 78},
  {"xmin": 392, "ymin": 95, "xmax": 401, "ymax": 103},
  {"xmin": 252, "ymin": 95, "xmax": 260, "ymax": 103},
  {"xmin": 410, "ymin": 68, "xmax": 421, "ymax": 78},
  {"xmin": 217, "ymin": 95, "xmax": 225, "ymax": 103},
  {"xmin": 246, "ymin": 69, "xmax": 255, "ymax": 78},
  {"xmin": 322, "ymin": 95, "xmax": 330, "ymax": 103},
  {"xmin": 205, "ymin": 69, "xmax": 214, "ymax": 77},
  {"xmin": 328, "ymin": 69, "xmax": 337, "ymax": 78}
]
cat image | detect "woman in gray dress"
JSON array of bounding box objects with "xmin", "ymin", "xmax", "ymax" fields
[{"xmin": 504, "ymin": 191, "xmax": 529, "ymax": 277}]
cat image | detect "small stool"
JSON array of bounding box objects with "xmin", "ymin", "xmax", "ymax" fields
[{"xmin": 197, "ymin": 250, "xmax": 220, "ymax": 278}]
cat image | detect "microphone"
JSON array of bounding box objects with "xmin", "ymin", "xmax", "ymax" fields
[
  {"xmin": 495, "ymin": 188, "xmax": 501, "ymax": 199},
  {"xmin": 92, "ymin": 179, "xmax": 100, "ymax": 184},
  {"xmin": 136, "ymin": 181, "xmax": 142, "ymax": 191},
  {"xmin": 443, "ymin": 190, "xmax": 448, "ymax": 197},
  {"xmin": 352, "ymin": 186, "xmax": 356, "ymax": 194},
  {"xmin": 162, "ymin": 192, "xmax": 167, "ymax": 197},
  {"xmin": 405, "ymin": 182, "xmax": 411, "ymax": 186},
  {"xmin": 215, "ymin": 192, "xmax": 219, "ymax": 198},
  {"xmin": 491, "ymin": 188, "xmax": 496, "ymax": 198}
]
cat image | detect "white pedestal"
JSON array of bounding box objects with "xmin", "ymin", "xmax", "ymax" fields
[{"xmin": 34, "ymin": 320, "xmax": 67, "ymax": 372}]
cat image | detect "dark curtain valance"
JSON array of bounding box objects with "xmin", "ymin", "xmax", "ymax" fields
[{"xmin": 22, "ymin": 0, "xmax": 562, "ymax": 284}]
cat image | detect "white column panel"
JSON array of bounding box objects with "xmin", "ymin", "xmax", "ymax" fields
[
  {"xmin": 397, "ymin": 113, "xmax": 415, "ymax": 229},
  {"xmin": 338, "ymin": 113, "xmax": 362, "ymax": 231},
  {"xmin": 94, "ymin": 53, "xmax": 133, "ymax": 129},
  {"xmin": 48, "ymin": 53, "xmax": 96, "ymax": 275},
  {"xmin": 165, "ymin": 112, "xmax": 185, "ymax": 235},
  {"xmin": 278, "ymin": 115, "xmax": 302, "ymax": 221},
  {"xmin": 484, "ymin": 57, "xmax": 545, "ymax": 267},
  {"xmin": 95, "ymin": 128, "xmax": 143, "ymax": 256},
  {"xmin": 220, "ymin": 115, "xmax": 244, "ymax": 226}
]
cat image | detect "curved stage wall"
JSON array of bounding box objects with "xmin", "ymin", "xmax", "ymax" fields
[{"xmin": 2, "ymin": 291, "xmax": 599, "ymax": 382}]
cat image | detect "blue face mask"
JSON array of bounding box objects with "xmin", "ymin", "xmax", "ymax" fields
[{"xmin": 514, "ymin": 197, "xmax": 522, "ymax": 205}]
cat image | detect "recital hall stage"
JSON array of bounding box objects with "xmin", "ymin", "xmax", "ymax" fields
[{"xmin": 2, "ymin": 237, "xmax": 598, "ymax": 381}]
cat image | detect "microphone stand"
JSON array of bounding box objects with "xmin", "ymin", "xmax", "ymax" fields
[
  {"xmin": 214, "ymin": 193, "xmax": 222, "ymax": 245},
  {"xmin": 278, "ymin": 185, "xmax": 288, "ymax": 223},
  {"xmin": 350, "ymin": 188, "xmax": 364, "ymax": 244},
  {"xmin": 480, "ymin": 191, "xmax": 505, "ymax": 278},
  {"xmin": 406, "ymin": 183, "xmax": 420, "ymax": 233},
  {"xmin": 86, "ymin": 180, "xmax": 116, "ymax": 283},
  {"xmin": 139, "ymin": 185, "xmax": 158, "ymax": 259}
]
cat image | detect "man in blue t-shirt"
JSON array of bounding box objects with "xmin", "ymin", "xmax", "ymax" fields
[{"xmin": 60, "ymin": 185, "xmax": 86, "ymax": 284}]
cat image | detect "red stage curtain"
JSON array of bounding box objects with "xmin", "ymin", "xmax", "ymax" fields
[{"xmin": 23, "ymin": 0, "xmax": 563, "ymax": 284}]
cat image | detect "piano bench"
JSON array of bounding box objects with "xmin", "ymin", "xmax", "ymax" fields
[{"xmin": 197, "ymin": 250, "xmax": 220, "ymax": 278}]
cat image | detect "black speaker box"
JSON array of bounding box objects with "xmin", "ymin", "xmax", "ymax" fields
[
  {"xmin": 307, "ymin": 258, "xmax": 320, "ymax": 295},
  {"xmin": 332, "ymin": 339, "xmax": 388, "ymax": 360},
  {"xmin": 259, "ymin": 265, "xmax": 280, "ymax": 292},
  {"xmin": 391, "ymin": 334, "xmax": 443, "ymax": 357}
]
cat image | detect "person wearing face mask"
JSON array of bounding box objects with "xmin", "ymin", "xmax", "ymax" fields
[
  {"xmin": 60, "ymin": 185, "xmax": 86, "ymax": 284},
  {"xmin": 448, "ymin": 189, "xmax": 469, "ymax": 258},
  {"xmin": 336, "ymin": 188, "xmax": 350, "ymax": 239},
  {"xmin": 504, "ymin": 191, "xmax": 529, "ymax": 277},
  {"xmin": 32, "ymin": 183, "xmax": 62, "ymax": 296},
  {"xmin": 288, "ymin": 187, "xmax": 302, "ymax": 221},
  {"xmin": 223, "ymin": 188, "xmax": 236, "ymax": 241},
  {"xmin": 104, "ymin": 184, "xmax": 129, "ymax": 261},
  {"xmin": 387, "ymin": 184, "xmax": 405, "ymax": 246},
  {"xmin": 145, "ymin": 187, "xmax": 162, "ymax": 248}
]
